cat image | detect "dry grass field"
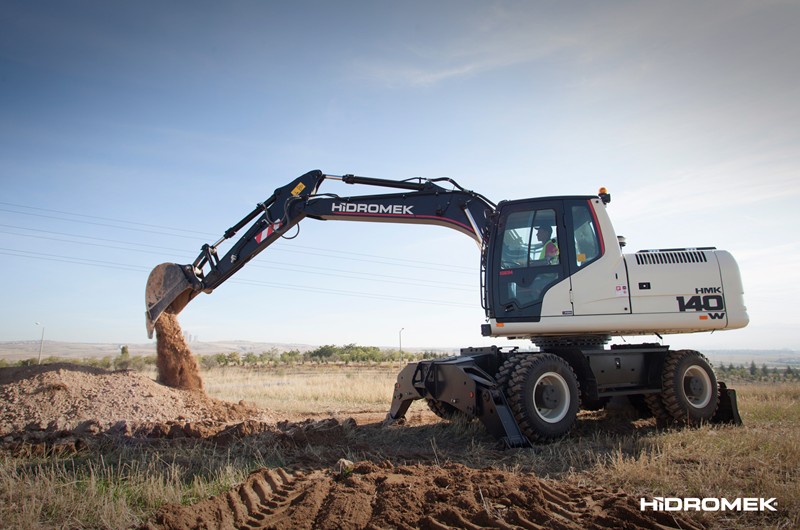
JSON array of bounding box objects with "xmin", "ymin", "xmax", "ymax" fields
[
  {"xmin": 201, "ymin": 364, "xmax": 401, "ymax": 414},
  {"xmin": 1, "ymin": 363, "xmax": 798, "ymax": 529},
  {"xmin": 198, "ymin": 366, "xmax": 800, "ymax": 529}
]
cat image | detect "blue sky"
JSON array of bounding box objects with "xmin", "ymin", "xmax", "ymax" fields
[{"xmin": 1, "ymin": 1, "xmax": 798, "ymax": 350}]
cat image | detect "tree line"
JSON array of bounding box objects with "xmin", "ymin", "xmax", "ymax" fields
[
  {"xmin": 0, "ymin": 343, "xmax": 446, "ymax": 370},
  {"xmin": 1, "ymin": 347, "xmax": 797, "ymax": 381},
  {"xmin": 196, "ymin": 343, "xmax": 444, "ymax": 368},
  {"xmin": 716, "ymin": 360, "xmax": 800, "ymax": 382}
]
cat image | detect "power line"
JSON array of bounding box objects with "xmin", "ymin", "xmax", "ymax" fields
[
  {"xmin": 257, "ymin": 261, "xmax": 474, "ymax": 290},
  {"xmin": 0, "ymin": 248, "xmax": 147, "ymax": 272},
  {"xmin": 0, "ymin": 207, "xmax": 201, "ymax": 240},
  {"xmin": 0, "ymin": 201, "xmax": 213, "ymax": 237},
  {"xmin": 267, "ymin": 246, "xmax": 474, "ymax": 274},
  {"xmin": 0, "ymin": 249, "xmax": 477, "ymax": 308},
  {"xmin": 0, "ymin": 224, "xmax": 189, "ymax": 253},
  {"xmin": 0, "ymin": 227, "xmax": 476, "ymax": 290},
  {"xmin": 231, "ymin": 278, "xmax": 475, "ymax": 308},
  {"xmin": 0, "ymin": 202, "xmax": 476, "ymax": 272},
  {"xmin": 278, "ymin": 243, "xmax": 474, "ymax": 272}
]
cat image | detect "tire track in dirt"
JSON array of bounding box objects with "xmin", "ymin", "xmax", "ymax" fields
[{"xmin": 144, "ymin": 461, "xmax": 703, "ymax": 530}]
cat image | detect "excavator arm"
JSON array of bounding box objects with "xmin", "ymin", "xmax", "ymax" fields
[{"xmin": 145, "ymin": 169, "xmax": 495, "ymax": 337}]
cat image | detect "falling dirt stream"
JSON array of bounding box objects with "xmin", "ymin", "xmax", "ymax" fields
[{"xmin": 154, "ymin": 311, "xmax": 204, "ymax": 391}]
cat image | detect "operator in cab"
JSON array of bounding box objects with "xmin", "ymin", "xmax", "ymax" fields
[{"xmin": 536, "ymin": 225, "xmax": 559, "ymax": 265}]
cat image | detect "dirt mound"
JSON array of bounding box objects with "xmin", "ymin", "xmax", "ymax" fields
[
  {"xmin": 144, "ymin": 461, "xmax": 702, "ymax": 530},
  {"xmin": 0, "ymin": 363, "xmax": 272, "ymax": 441},
  {"xmin": 155, "ymin": 311, "xmax": 204, "ymax": 391}
]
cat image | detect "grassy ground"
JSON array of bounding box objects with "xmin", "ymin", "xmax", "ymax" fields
[
  {"xmin": 200, "ymin": 364, "xmax": 401, "ymax": 414},
  {"xmin": 1, "ymin": 365, "xmax": 798, "ymax": 529}
]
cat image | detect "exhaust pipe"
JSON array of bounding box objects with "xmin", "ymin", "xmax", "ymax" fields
[{"xmin": 145, "ymin": 263, "xmax": 197, "ymax": 338}]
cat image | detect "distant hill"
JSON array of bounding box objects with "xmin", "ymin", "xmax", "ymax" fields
[
  {"xmin": 702, "ymin": 349, "xmax": 800, "ymax": 367},
  {"xmin": 0, "ymin": 340, "xmax": 459, "ymax": 362},
  {"xmin": 0, "ymin": 340, "xmax": 312, "ymax": 361}
]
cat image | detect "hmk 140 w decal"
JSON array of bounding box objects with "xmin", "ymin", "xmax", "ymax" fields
[{"xmin": 676, "ymin": 287, "xmax": 726, "ymax": 320}]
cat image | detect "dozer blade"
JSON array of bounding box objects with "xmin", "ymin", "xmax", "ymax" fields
[{"xmin": 145, "ymin": 263, "xmax": 196, "ymax": 339}]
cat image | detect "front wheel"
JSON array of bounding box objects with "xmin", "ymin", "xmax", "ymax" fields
[
  {"xmin": 662, "ymin": 350, "xmax": 719, "ymax": 425},
  {"xmin": 426, "ymin": 399, "xmax": 472, "ymax": 422},
  {"xmin": 507, "ymin": 353, "xmax": 580, "ymax": 443}
]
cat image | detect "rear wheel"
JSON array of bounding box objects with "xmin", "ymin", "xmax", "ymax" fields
[
  {"xmin": 662, "ymin": 350, "xmax": 719, "ymax": 425},
  {"xmin": 644, "ymin": 393, "xmax": 673, "ymax": 425},
  {"xmin": 507, "ymin": 353, "xmax": 580, "ymax": 443}
]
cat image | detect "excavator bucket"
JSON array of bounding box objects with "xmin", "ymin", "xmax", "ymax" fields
[{"xmin": 145, "ymin": 263, "xmax": 195, "ymax": 339}]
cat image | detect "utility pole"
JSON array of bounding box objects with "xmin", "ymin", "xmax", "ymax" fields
[
  {"xmin": 399, "ymin": 327, "xmax": 404, "ymax": 356},
  {"xmin": 35, "ymin": 322, "xmax": 45, "ymax": 365}
]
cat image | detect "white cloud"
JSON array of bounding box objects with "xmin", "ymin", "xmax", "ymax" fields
[
  {"xmin": 349, "ymin": 0, "xmax": 800, "ymax": 98},
  {"xmin": 614, "ymin": 148, "xmax": 800, "ymax": 223}
]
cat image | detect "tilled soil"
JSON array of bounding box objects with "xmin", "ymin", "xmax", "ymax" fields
[
  {"xmin": 145, "ymin": 461, "xmax": 701, "ymax": 530},
  {"xmin": 1, "ymin": 363, "xmax": 700, "ymax": 529}
]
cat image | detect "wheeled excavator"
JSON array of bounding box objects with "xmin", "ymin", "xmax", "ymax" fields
[{"xmin": 145, "ymin": 170, "xmax": 747, "ymax": 446}]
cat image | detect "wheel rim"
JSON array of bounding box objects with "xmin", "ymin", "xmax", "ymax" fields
[
  {"xmin": 533, "ymin": 371, "xmax": 570, "ymax": 423},
  {"xmin": 682, "ymin": 365, "xmax": 713, "ymax": 409}
]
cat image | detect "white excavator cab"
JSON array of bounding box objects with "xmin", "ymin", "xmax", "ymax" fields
[{"xmin": 482, "ymin": 194, "xmax": 748, "ymax": 344}]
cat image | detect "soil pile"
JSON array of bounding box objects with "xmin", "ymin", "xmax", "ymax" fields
[
  {"xmin": 145, "ymin": 461, "xmax": 702, "ymax": 530},
  {"xmin": 155, "ymin": 311, "xmax": 204, "ymax": 391},
  {"xmin": 0, "ymin": 363, "xmax": 271, "ymax": 441}
]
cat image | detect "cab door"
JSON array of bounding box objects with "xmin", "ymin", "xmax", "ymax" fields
[
  {"xmin": 488, "ymin": 200, "xmax": 571, "ymax": 322},
  {"xmin": 564, "ymin": 198, "xmax": 630, "ymax": 316}
]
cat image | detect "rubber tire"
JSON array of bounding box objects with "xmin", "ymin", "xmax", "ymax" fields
[
  {"xmin": 661, "ymin": 350, "xmax": 720, "ymax": 425},
  {"xmin": 495, "ymin": 354, "xmax": 524, "ymax": 391},
  {"xmin": 644, "ymin": 393, "xmax": 673, "ymax": 426},
  {"xmin": 507, "ymin": 353, "xmax": 580, "ymax": 443},
  {"xmin": 426, "ymin": 399, "xmax": 471, "ymax": 422}
]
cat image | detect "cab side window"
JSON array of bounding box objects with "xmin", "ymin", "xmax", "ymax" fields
[{"xmin": 570, "ymin": 203, "xmax": 601, "ymax": 268}]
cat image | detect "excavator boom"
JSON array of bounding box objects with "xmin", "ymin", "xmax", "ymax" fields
[{"xmin": 145, "ymin": 170, "xmax": 494, "ymax": 337}]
